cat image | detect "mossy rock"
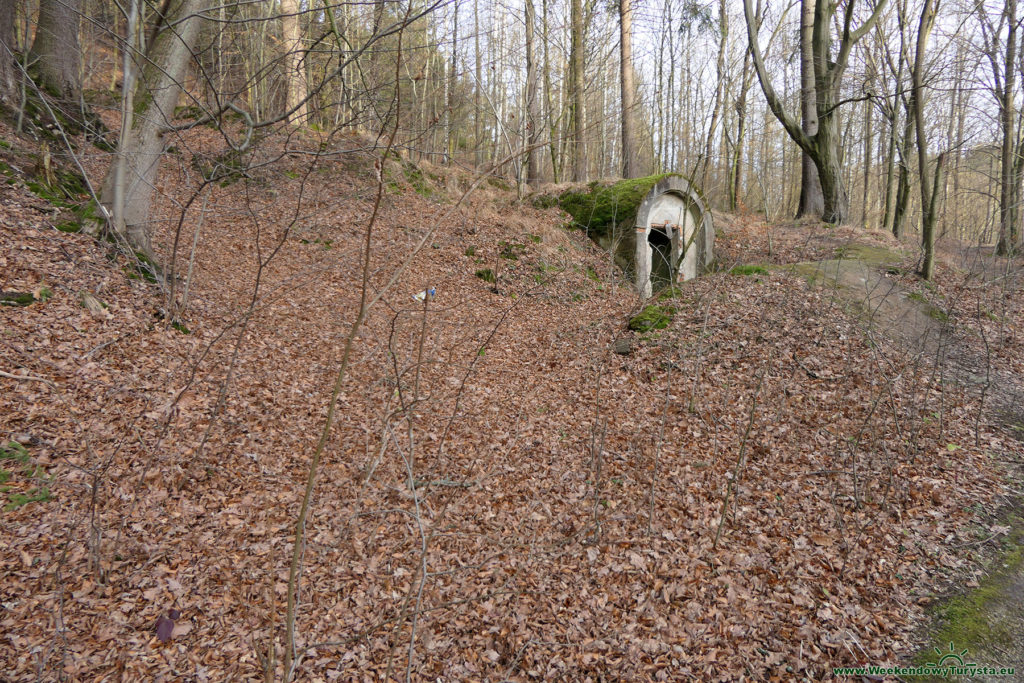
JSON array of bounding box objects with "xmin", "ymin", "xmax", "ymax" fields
[{"xmin": 629, "ymin": 304, "xmax": 675, "ymax": 332}]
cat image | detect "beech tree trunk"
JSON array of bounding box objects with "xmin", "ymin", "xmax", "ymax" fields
[
  {"xmin": 797, "ymin": 0, "xmax": 823, "ymax": 218},
  {"xmin": 619, "ymin": 0, "xmax": 639, "ymax": 178},
  {"xmin": 474, "ymin": 0, "xmax": 482, "ymax": 167},
  {"xmin": 100, "ymin": 0, "xmax": 202, "ymax": 257},
  {"xmin": 569, "ymin": 0, "xmax": 586, "ymax": 181},
  {"xmin": 744, "ymin": 0, "xmax": 886, "ymax": 224},
  {"xmin": 912, "ymin": 0, "xmax": 940, "ymax": 279},
  {"xmin": 861, "ymin": 87, "xmax": 873, "ymax": 226},
  {"xmin": 29, "ymin": 0, "xmax": 81, "ymax": 101},
  {"xmin": 700, "ymin": 0, "xmax": 727, "ymax": 187},
  {"xmin": 881, "ymin": 26, "xmax": 906, "ymax": 236},
  {"xmin": 447, "ymin": 0, "xmax": 458, "ymax": 162},
  {"xmin": 525, "ymin": 0, "xmax": 541, "ymax": 185},
  {"xmin": 280, "ymin": 0, "xmax": 308, "ymax": 124},
  {"xmin": 997, "ymin": 0, "xmax": 1019, "ymax": 255},
  {"xmin": 0, "ymin": 0, "xmax": 15, "ymax": 108}
]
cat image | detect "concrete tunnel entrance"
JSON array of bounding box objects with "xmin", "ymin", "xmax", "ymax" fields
[
  {"xmin": 547, "ymin": 173, "xmax": 713, "ymax": 298},
  {"xmin": 633, "ymin": 175, "xmax": 713, "ymax": 298}
]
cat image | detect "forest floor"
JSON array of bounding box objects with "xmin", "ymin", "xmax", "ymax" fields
[{"xmin": 2, "ymin": 119, "xmax": 1024, "ymax": 681}]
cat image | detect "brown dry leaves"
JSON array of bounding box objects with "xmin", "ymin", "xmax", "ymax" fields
[{"xmin": 2, "ymin": 122, "xmax": 1022, "ymax": 681}]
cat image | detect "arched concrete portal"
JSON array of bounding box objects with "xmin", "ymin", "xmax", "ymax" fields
[{"xmin": 633, "ymin": 175, "xmax": 713, "ymax": 298}]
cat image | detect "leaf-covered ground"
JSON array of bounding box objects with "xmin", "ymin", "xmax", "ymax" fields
[{"xmin": 2, "ymin": 121, "xmax": 1023, "ymax": 681}]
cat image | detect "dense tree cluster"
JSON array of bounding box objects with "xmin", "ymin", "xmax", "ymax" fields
[{"xmin": 0, "ymin": 0, "xmax": 1021, "ymax": 263}]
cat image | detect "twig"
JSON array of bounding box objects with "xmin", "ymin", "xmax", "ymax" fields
[
  {"xmin": 713, "ymin": 369, "xmax": 766, "ymax": 550},
  {"xmin": 412, "ymin": 478, "xmax": 473, "ymax": 489},
  {"xmin": 0, "ymin": 370, "xmax": 56, "ymax": 389},
  {"xmin": 648, "ymin": 358, "xmax": 673, "ymax": 536}
]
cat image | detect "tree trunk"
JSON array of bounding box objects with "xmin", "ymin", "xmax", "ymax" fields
[
  {"xmin": 892, "ymin": 110, "xmax": 914, "ymax": 239},
  {"xmin": 997, "ymin": 0, "xmax": 1018, "ymax": 256},
  {"xmin": 29, "ymin": 0, "xmax": 81, "ymax": 101},
  {"xmin": 701, "ymin": 0, "xmax": 727, "ymax": 187},
  {"xmin": 619, "ymin": 0, "xmax": 639, "ymax": 178},
  {"xmin": 881, "ymin": 38, "xmax": 905, "ymax": 235},
  {"xmin": 861, "ymin": 94, "xmax": 873, "ymax": 226},
  {"xmin": 446, "ymin": 0, "xmax": 458, "ymax": 162},
  {"xmin": 797, "ymin": 0, "xmax": 824, "ymax": 218},
  {"xmin": 474, "ymin": 0, "xmax": 483, "ymax": 167},
  {"xmin": 814, "ymin": 117, "xmax": 849, "ymax": 224},
  {"xmin": 280, "ymin": 0, "xmax": 308, "ymax": 123},
  {"xmin": 100, "ymin": 0, "xmax": 202, "ymax": 258},
  {"xmin": 730, "ymin": 1, "xmax": 758, "ymax": 211},
  {"xmin": 912, "ymin": 0, "xmax": 939, "ymax": 279},
  {"xmin": 569, "ymin": 0, "xmax": 586, "ymax": 181},
  {"xmin": 525, "ymin": 0, "xmax": 541, "ymax": 185},
  {"xmin": 0, "ymin": 0, "xmax": 15, "ymax": 107},
  {"xmin": 881, "ymin": 105, "xmax": 898, "ymax": 235}
]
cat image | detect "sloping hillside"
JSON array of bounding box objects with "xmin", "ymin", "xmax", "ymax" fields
[{"xmin": 2, "ymin": 121, "xmax": 1023, "ymax": 681}]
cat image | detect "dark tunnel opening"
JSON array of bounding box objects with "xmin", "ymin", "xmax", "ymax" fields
[{"xmin": 648, "ymin": 227, "xmax": 673, "ymax": 290}]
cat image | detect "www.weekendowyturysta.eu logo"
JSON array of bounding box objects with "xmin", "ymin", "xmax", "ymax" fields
[
  {"xmin": 832, "ymin": 642, "xmax": 1015, "ymax": 678},
  {"xmin": 928, "ymin": 642, "xmax": 973, "ymax": 669}
]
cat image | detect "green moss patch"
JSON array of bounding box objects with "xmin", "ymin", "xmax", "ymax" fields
[
  {"xmin": 913, "ymin": 516, "xmax": 1024, "ymax": 676},
  {"xmin": 5, "ymin": 487, "xmax": 52, "ymax": 512},
  {"xmin": 403, "ymin": 161, "xmax": 434, "ymax": 197},
  {"xmin": 475, "ymin": 268, "xmax": 496, "ymax": 284},
  {"xmin": 833, "ymin": 243, "xmax": 903, "ymax": 266},
  {"xmin": 629, "ymin": 304, "xmax": 676, "ymax": 332},
  {"xmin": 657, "ymin": 286, "xmax": 685, "ymax": 301},
  {"xmin": 1, "ymin": 292, "xmax": 36, "ymax": 307},
  {"xmin": 557, "ymin": 173, "xmax": 671, "ymax": 238},
  {"xmin": 906, "ymin": 292, "xmax": 950, "ymax": 323},
  {"xmin": 1, "ymin": 441, "xmax": 54, "ymax": 513}
]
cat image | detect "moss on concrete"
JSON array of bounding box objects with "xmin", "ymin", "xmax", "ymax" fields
[
  {"xmin": 832, "ymin": 243, "xmax": 903, "ymax": 265},
  {"xmin": 557, "ymin": 173, "xmax": 672, "ymax": 238}
]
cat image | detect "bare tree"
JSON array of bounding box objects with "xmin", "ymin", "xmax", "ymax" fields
[
  {"xmin": 977, "ymin": 0, "xmax": 1022, "ymax": 255},
  {"xmin": 570, "ymin": 0, "xmax": 586, "ymax": 181},
  {"xmin": 526, "ymin": 0, "xmax": 542, "ymax": 185},
  {"xmin": 911, "ymin": 0, "xmax": 942, "ymax": 279},
  {"xmin": 619, "ymin": 0, "xmax": 640, "ymax": 178},
  {"xmin": 744, "ymin": 0, "xmax": 889, "ymax": 223},
  {"xmin": 99, "ymin": 0, "xmax": 203, "ymax": 257},
  {"xmin": 796, "ymin": 0, "xmax": 824, "ymax": 218},
  {"xmin": 280, "ymin": 0, "xmax": 309, "ymax": 124},
  {"xmin": 0, "ymin": 0, "xmax": 15, "ymax": 107}
]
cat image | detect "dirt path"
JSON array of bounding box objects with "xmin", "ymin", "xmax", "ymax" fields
[{"xmin": 782, "ymin": 237, "xmax": 1024, "ymax": 681}]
